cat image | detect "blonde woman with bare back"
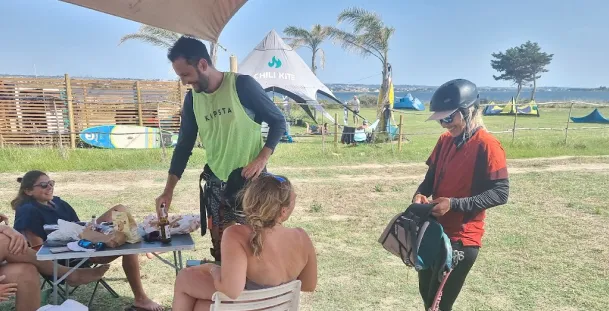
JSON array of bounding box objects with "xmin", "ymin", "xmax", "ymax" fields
[{"xmin": 172, "ymin": 174, "xmax": 318, "ymax": 311}]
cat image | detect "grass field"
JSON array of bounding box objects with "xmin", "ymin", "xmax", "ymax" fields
[
  {"xmin": 0, "ymin": 156, "xmax": 607, "ymax": 310},
  {"xmin": 0, "ymin": 107, "xmax": 607, "ymax": 310},
  {"xmin": 1, "ymin": 107, "xmax": 608, "ymax": 173}
]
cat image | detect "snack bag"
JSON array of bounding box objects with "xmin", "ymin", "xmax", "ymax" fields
[{"xmin": 113, "ymin": 210, "xmax": 142, "ymax": 243}]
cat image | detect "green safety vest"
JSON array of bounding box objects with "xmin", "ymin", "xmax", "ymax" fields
[{"xmin": 192, "ymin": 72, "xmax": 263, "ymax": 181}]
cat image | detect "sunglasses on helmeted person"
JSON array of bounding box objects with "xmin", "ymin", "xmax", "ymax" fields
[{"xmin": 438, "ymin": 110, "xmax": 460, "ymax": 124}]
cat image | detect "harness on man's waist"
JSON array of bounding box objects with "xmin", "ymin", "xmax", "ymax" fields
[
  {"xmin": 199, "ymin": 166, "xmax": 248, "ymax": 236},
  {"xmin": 199, "ymin": 166, "xmax": 249, "ymax": 262},
  {"xmin": 199, "ymin": 169, "xmax": 225, "ymax": 236}
]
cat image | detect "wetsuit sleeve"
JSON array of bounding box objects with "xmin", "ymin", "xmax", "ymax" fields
[
  {"xmin": 451, "ymin": 139, "xmax": 509, "ymax": 213},
  {"xmin": 236, "ymin": 75, "xmax": 286, "ymax": 151},
  {"xmin": 169, "ymin": 91, "xmax": 198, "ymax": 179}
]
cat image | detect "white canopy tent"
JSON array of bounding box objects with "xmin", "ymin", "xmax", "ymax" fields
[
  {"xmin": 59, "ymin": 0, "xmax": 248, "ymax": 42},
  {"xmin": 239, "ymin": 29, "xmax": 363, "ymax": 124}
]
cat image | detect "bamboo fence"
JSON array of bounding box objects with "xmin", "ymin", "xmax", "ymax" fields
[{"xmin": 0, "ymin": 74, "xmax": 185, "ymax": 148}]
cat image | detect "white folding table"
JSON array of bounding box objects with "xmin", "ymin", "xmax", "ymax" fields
[{"xmin": 36, "ymin": 234, "xmax": 195, "ymax": 305}]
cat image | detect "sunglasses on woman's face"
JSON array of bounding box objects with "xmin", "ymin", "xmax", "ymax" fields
[
  {"xmin": 34, "ymin": 180, "xmax": 55, "ymax": 189},
  {"xmin": 439, "ymin": 110, "xmax": 459, "ymax": 124}
]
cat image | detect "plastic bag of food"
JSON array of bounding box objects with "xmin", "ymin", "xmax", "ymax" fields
[
  {"xmin": 113, "ymin": 210, "xmax": 141, "ymax": 243},
  {"xmin": 140, "ymin": 213, "xmax": 201, "ymax": 235}
]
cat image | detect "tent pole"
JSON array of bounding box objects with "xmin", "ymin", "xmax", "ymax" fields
[
  {"xmin": 389, "ymin": 110, "xmax": 394, "ymax": 151},
  {"xmin": 334, "ymin": 113, "xmax": 338, "ymax": 148},
  {"xmin": 511, "ymin": 99, "xmax": 518, "ymax": 144},
  {"xmin": 565, "ymin": 102, "xmax": 574, "ymax": 144},
  {"xmin": 52, "ymin": 99, "xmax": 66, "ymax": 159},
  {"xmin": 229, "ymin": 55, "xmax": 238, "ymax": 73},
  {"xmin": 158, "ymin": 102, "xmax": 167, "ymax": 161},
  {"xmin": 398, "ymin": 114, "xmax": 403, "ymax": 152},
  {"xmin": 321, "ymin": 113, "xmax": 325, "ymax": 153}
]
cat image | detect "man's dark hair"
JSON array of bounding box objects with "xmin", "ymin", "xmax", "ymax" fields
[{"xmin": 168, "ymin": 36, "xmax": 213, "ymax": 67}]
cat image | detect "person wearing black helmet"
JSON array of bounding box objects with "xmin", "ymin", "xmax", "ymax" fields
[{"xmin": 412, "ymin": 79, "xmax": 510, "ymax": 310}]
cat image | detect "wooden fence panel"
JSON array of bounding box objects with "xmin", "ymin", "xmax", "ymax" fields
[
  {"xmin": 0, "ymin": 75, "xmax": 183, "ymax": 147},
  {"xmin": 0, "ymin": 77, "xmax": 69, "ymax": 146},
  {"xmin": 71, "ymin": 79, "xmax": 138, "ymax": 131},
  {"xmin": 138, "ymin": 80, "xmax": 182, "ymax": 133}
]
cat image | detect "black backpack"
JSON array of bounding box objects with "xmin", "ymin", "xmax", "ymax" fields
[{"xmin": 378, "ymin": 203, "xmax": 455, "ymax": 276}]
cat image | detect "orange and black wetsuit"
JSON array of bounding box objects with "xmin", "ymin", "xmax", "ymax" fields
[{"xmin": 414, "ymin": 127, "xmax": 509, "ymax": 311}]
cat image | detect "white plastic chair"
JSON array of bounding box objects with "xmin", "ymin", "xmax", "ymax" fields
[{"xmin": 210, "ymin": 280, "xmax": 301, "ymax": 311}]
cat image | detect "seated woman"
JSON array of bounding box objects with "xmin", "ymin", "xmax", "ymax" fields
[
  {"xmin": 356, "ymin": 120, "xmax": 369, "ymax": 130},
  {"xmin": 172, "ymin": 174, "xmax": 317, "ymax": 311},
  {"xmin": 0, "ymin": 218, "xmax": 108, "ymax": 311},
  {"xmin": 305, "ymin": 122, "xmax": 328, "ymax": 135},
  {"xmin": 12, "ymin": 170, "xmax": 162, "ymax": 311}
]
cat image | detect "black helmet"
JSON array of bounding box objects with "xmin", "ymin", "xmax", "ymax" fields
[{"xmin": 427, "ymin": 79, "xmax": 480, "ymax": 121}]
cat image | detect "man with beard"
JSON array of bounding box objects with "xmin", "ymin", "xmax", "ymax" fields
[{"xmin": 156, "ymin": 36, "xmax": 286, "ymax": 262}]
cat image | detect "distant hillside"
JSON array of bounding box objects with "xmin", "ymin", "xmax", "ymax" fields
[
  {"xmin": 2, "ymin": 73, "xmax": 606, "ymax": 92},
  {"xmin": 325, "ymin": 83, "xmax": 609, "ymax": 93}
]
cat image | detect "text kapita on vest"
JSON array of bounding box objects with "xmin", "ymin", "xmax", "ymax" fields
[{"xmin": 204, "ymin": 107, "xmax": 233, "ymax": 121}]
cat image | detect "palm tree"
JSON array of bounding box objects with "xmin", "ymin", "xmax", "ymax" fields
[
  {"xmin": 119, "ymin": 24, "xmax": 225, "ymax": 66},
  {"xmin": 327, "ymin": 7, "xmax": 395, "ymax": 131},
  {"xmin": 283, "ymin": 24, "xmax": 330, "ymax": 75}
]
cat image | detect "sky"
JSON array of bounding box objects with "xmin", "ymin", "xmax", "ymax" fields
[{"xmin": 0, "ymin": 0, "xmax": 607, "ymax": 88}]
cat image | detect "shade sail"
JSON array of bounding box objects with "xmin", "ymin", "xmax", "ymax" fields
[{"xmin": 59, "ymin": 0, "xmax": 248, "ymax": 42}]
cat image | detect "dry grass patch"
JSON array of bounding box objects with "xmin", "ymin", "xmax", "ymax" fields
[{"xmin": 0, "ymin": 157, "xmax": 606, "ymax": 310}]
